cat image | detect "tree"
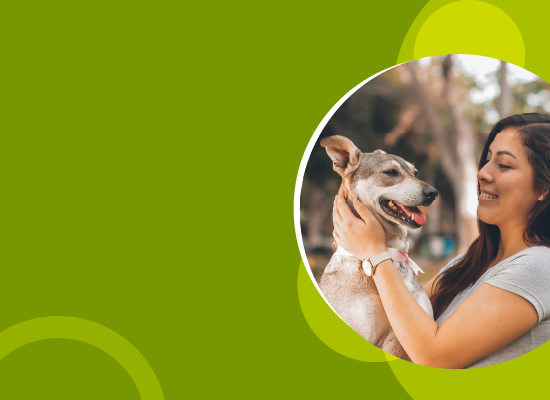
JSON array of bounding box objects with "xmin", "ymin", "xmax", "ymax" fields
[
  {"xmin": 406, "ymin": 56, "xmax": 479, "ymax": 253},
  {"xmin": 497, "ymin": 61, "xmax": 512, "ymax": 118}
]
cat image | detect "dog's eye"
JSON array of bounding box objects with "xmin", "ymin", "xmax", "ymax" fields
[{"xmin": 384, "ymin": 169, "xmax": 398, "ymax": 176}]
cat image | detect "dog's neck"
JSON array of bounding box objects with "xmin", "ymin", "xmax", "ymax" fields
[{"xmin": 340, "ymin": 181, "xmax": 409, "ymax": 254}]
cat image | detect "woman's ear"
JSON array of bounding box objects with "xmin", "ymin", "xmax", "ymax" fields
[{"xmin": 320, "ymin": 135, "xmax": 363, "ymax": 178}]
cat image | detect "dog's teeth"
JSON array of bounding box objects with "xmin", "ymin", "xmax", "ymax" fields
[
  {"xmin": 411, "ymin": 214, "xmax": 415, "ymax": 221},
  {"xmin": 389, "ymin": 201, "xmax": 394, "ymax": 207}
]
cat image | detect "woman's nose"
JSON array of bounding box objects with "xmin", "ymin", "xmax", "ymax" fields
[{"xmin": 477, "ymin": 163, "xmax": 493, "ymax": 182}]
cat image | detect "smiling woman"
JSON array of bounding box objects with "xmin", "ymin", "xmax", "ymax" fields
[
  {"xmin": 425, "ymin": 113, "xmax": 550, "ymax": 368},
  {"xmin": 333, "ymin": 112, "xmax": 550, "ymax": 368}
]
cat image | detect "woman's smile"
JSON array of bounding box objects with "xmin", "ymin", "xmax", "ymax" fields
[{"xmin": 479, "ymin": 191, "xmax": 499, "ymax": 201}]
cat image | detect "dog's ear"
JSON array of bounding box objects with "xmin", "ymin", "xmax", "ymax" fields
[
  {"xmin": 373, "ymin": 149, "xmax": 387, "ymax": 154},
  {"xmin": 320, "ymin": 135, "xmax": 363, "ymax": 178}
]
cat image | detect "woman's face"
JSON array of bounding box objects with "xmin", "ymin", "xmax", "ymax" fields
[{"xmin": 477, "ymin": 128, "xmax": 543, "ymax": 230}]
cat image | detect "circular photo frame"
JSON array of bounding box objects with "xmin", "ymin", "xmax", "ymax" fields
[{"xmin": 295, "ymin": 55, "xmax": 550, "ymax": 394}]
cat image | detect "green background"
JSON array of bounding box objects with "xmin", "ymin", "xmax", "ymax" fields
[{"xmin": 1, "ymin": 1, "xmax": 549, "ymax": 399}]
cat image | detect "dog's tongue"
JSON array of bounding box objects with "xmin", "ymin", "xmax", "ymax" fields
[{"xmin": 394, "ymin": 201, "xmax": 427, "ymax": 225}]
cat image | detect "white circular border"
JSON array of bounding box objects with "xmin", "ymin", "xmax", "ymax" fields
[{"xmin": 293, "ymin": 64, "xmax": 399, "ymax": 311}]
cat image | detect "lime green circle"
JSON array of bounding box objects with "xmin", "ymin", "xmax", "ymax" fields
[
  {"xmin": 414, "ymin": 1, "xmax": 525, "ymax": 67},
  {"xmin": 298, "ymin": 262, "xmax": 393, "ymax": 362},
  {"xmin": 387, "ymin": 339, "xmax": 550, "ymax": 399},
  {"xmin": 0, "ymin": 317, "xmax": 164, "ymax": 400}
]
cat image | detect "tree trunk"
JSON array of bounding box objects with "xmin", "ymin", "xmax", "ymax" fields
[
  {"xmin": 441, "ymin": 55, "xmax": 479, "ymax": 253},
  {"xmin": 497, "ymin": 61, "xmax": 512, "ymax": 119},
  {"xmin": 407, "ymin": 58, "xmax": 479, "ymax": 253}
]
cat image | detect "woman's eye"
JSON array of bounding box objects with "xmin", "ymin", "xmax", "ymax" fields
[
  {"xmin": 384, "ymin": 169, "xmax": 398, "ymax": 176},
  {"xmin": 483, "ymin": 159, "xmax": 509, "ymax": 169}
]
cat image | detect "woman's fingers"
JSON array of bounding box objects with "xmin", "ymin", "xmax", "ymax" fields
[
  {"xmin": 333, "ymin": 211, "xmax": 341, "ymax": 233},
  {"xmin": 333, "ymin": 197, "xmax": 344, "ymax": 226},
  {"xmin": 352, "ymin": 197, "xmax": 376, "ymax": 223},
  {"xmin": 336, "ymin": 190, "xmax": 360, "ymax": 225},
  {"xmin": 333, "ymin": 229, "xmax": 341, "ymax": 245},
  {"xmin": 332, "ymin": 203, "xmax": 344, "ymax": 242}
]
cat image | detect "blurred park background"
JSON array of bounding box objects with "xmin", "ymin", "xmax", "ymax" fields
[{"xmin": 300, "ymin": 54, "xmax": 550, "ymax": 285}]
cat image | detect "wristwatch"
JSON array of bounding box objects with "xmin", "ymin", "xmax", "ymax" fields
[{"xmin": 362, "ymin": 251, "xmax": 392, "ymax": 276}]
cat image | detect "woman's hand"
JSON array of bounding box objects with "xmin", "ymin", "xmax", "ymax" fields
[{"xmin": 333, "ymin": 189, "xmax": 387, "ymax": 260}]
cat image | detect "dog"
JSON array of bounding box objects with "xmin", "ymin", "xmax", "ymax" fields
[{"xmin": 318, "ymin": 135, "xmax": 436, "ymax": 361}]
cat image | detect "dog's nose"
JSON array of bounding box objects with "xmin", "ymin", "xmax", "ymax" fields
[{"xmin": 423, "ymin": 186, "xmax": 438, "ymax": 199}]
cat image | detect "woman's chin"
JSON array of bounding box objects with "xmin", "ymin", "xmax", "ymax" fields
[{"xmin": 477, "ymin": 211, "xmax": 496, "ymax": 225}]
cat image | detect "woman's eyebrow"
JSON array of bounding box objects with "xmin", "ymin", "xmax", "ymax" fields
[{"xmin": 487, "ymin": 148, "xmax": 517, "ymax": 159}]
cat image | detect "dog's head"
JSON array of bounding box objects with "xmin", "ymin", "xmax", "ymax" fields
[{"xmin": 321, "ymin": 135, "xmax": 438, "ymax": 236}]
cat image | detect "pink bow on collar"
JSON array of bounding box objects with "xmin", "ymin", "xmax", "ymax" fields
[{"xmin": 387, "ymin": 247, "xmax": 424, "ymax": 276}]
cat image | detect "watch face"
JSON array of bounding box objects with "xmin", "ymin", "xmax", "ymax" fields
[{"xmin": 362, "ymin": 260, "xmax": 373, "ymax": 276}]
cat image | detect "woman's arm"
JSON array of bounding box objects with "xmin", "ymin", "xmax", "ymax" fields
[
  {"xmin": 373, "ymin": 259, "xmax": 537, "ymax": 368},
  {"xmin": 333, "ymin": 192, "xmax": 538, "ymax": 368}
]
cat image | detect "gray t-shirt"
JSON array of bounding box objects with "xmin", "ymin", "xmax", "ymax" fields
[{"xmin": 436, "ymin": 246, "xmax": 550, "ymax": 368}]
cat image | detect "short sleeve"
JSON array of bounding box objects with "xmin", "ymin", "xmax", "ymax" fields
[
  {"xmin": 486, "ymin": 250, "xmax": 550, "ymax": 323},
  {"xmin": 439, "ymin": 252, "xmax": 467, "ymax": 276}
]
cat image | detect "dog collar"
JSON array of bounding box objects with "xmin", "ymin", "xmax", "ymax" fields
[{"xmin": 335, "ymin": 246, "xmax": 424, "ymax": 276}]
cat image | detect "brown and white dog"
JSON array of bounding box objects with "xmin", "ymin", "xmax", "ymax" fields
[{"xmin": 319, "ymin": 135, "xmax": 437, "ymax": 360}]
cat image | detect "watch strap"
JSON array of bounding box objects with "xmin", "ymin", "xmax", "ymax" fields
[
  {"xmin": 362, "ymin": 251, "xmax": 392, "ymax": 276},
  {"xmin": 370, "ymin": 251, "xmax": 392, "ymax": 267}
]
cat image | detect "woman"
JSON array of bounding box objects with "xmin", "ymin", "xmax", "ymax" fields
[{"xmin": 332, "ymin": 113, "xmax": 550, "ymax": 368}]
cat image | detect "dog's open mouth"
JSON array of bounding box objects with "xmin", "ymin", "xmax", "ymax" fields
[{"xmin": 379, "ymin": 199, "xmax": 426, "ymax": 227}]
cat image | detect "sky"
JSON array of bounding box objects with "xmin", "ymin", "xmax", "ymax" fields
[{"xmin": 418, "ymin": 54, "xmax": 550, "ymax": 123}]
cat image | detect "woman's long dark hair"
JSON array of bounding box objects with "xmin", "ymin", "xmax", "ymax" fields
[{"xmin": 431, "ymin": 113, "xmax": 550, "ymax": 320}]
